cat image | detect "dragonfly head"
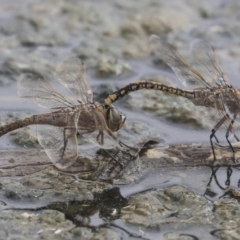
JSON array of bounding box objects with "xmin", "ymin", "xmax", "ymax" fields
[{"xmin": 105, "ymin": 104, "xmax": 126, "ymax": 132}]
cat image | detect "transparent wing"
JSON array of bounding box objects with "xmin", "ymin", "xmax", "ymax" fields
[
  {"xmin": 37, "ymin": 110, "xmax": 80, "ymax": 170},
  {"xmin": 37, "ymin": 125, "xmax": 78, "ymax": 170},
  {"xmin": 222, "ymin": 91, "xmax": 240, "ymax": 119},
  {"xmin": 18, "ymin": 72, "xmax": 73, "ymax": 108},
  {"xmin": 190, "ymin": 94, "xmax": 233, "ymax": 130},
  {"xmin": 149, "ymin": 35, "xmax": 212, "ymax": 89},
  {"xmin": 55, "ymin": 57, "xmax": 93, "ymax": 104},
  {"xmin": 191, "ymin": 39, "xmax": 230, "ymax": 86}
]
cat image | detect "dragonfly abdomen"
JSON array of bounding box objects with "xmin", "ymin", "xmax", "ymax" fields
[
  {"xmin": 33, "ymin": 112, "xmax": 68, "ymax": 126},
  {"xmin": 0, "ymin": 115, "xmax": 34, "ymax": 137},
  {"xmin": 105, "ymin": 81, "xmax": 196, "ymax": 105},
  {"xmin": 0, "ymin": 111, "xmax": 69, "ymax": 137}
]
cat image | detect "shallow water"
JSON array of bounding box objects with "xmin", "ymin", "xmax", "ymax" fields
[
  {"xmin": 0, "ymin": 0, "xmax": 240, "ymax": 239},
  {"xmin": 0, "ymin": 58, "xmax": 239, "ymax": 239}
]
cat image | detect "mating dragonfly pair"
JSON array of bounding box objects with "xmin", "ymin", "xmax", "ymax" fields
[
  {"xmin": 106, "ymin": 35, "xmax": 240, "ymax": 163},
  {"xmin": 1, "ymin": 35, "xmax": 239, "ymax": 171}
]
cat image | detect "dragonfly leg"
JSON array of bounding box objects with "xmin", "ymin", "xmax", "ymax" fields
[
  {"xmin": 62, "ymin": 126, "xmax": 77, "ymax": 159},
  {"xmin": 119, "ymin": 141, "xmax": 138, "ymax": 151},
  {"xmin": 225, "ymin": 166, "xmax": 232, "ymax": 186},
  {"xmin": 205, "ymin": 166, "xmax": 227, "ymax": 199},
  {"xmin": 226, "ymin": 126, "xmax": 236, "ymax": 163},
  {"xmin": 230, "ymin": 114, "xmax": 239, "ymax": 141},
  {"xmin": 96, "ymin": 130, "xmax": 104, "ymax": 145},
  {"xmin": 102, "ymin": 149, "xmax": 124, "ymax": 168},
  {"xmin": 206, "ymin": 166, "xmax": 219, "ymax": 188},
  {"xmin": 119, "ymin": 141, "xmax": 143, "ymax": 159},
  {"xmin": 211, "ymin": 128, "xmax": 221, "ymax": 144},
  {"xmin": 210, "ymin": 129, "xmax": 218, "ymax": 161},
  {"xmin": 62, "ymin": 128, "xmax": 70, "ymax": 159},
  {"xmin": 210, "ymin": 116, "xmax": 228, "ymax": 162},
  {"xmin": 209, "ymin": 166, "xmax": 227, "ymax": 190},
  {"xmin": 234, "ymin": 134, "xmax": 239, "ymax": 141},
  {"xmin": 225, "ymin": 113, "xmax": 238, "ymax": 163}
]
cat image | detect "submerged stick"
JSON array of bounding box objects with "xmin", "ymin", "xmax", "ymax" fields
[
  {"xmin": 0, "ymin": 142, "xmax": 239, "ymax": 178},
  {"xmin": 141, "ymin": 142, "xmax": 240, "ymax": 169}
]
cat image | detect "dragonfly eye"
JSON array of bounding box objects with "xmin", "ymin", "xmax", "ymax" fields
[{"xmin": 105, "ymin": 105, "xmax": 126, "ymax": 132}]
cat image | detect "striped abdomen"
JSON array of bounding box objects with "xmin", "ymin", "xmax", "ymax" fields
[{"xmin": 105, "ymin": 81, "xmax": 210, "ymax": 105}]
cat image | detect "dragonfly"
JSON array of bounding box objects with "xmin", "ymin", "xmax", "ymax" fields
[
  {"xmin": 0, "ymin": 57, "xmax": 126, "ymax": 170},
  {"xmin": 105, "ymin": 35, "xmax": 240, "ymax": 162}
]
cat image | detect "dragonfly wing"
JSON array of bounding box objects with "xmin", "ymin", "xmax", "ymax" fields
[
  {"xmin": 55, "ymin": 57, "xmax": 93, "ymax": 104},
  {"xmin": 149, "ymin": 35, "xmax": 212, "ymax": 89},
  {"xmin": 191, "ymin": 39, "xmax": 230, "ymax": 86},
  {"xmin": 222, "ymin": 91, "xmax": 240, "ymax": 120},
  {"xmin": 37, "ymin": 124, "xmax": 78, "ymax": 169},
  {"xmin": 37, "ymin": 110, "xmax": 80, "ymax": 169},
  {"xmin": 18, "ymin": 72, "xmax": 73, "ymax": 108}
]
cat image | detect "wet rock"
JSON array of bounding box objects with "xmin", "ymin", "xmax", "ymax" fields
[
  {"xmin": 121, "ymin": 185, "xmax": 212, "ymax": 228},
  {"xmin": 0, "ymin": 35, "xmax": 20, "ymax": 49},
  {"xmin": 189, "ymin": 20, "xmax": 240, "ymax": 51},
  {"xmin": 0, "ymin": 59, "xmax": 23, "ymax": 84},
  {"xmin": 74, "ymin": 40, "xmax": 101, "ymax": 61},
  {"xmin": 139, "ymin": 9, "xmax": 193, "ymax": 36},
  {"xmin": 120, "ymin": 22, "xmax": 146, "ymax": 39},
  {"xmin": 0, "ymin": 186, "xmax": 124, "ymax": 239},
  {"xmin": 0, "ymin": 209, "xmax": 121, "ymax": 240},
  {"xmin": 4, "ymin": 190, "xmax": 20, "ymax": 200},
  {"xmin": 198, "ymin": 4, "xmax": 214, "ymax": 19},
  {"xmin": 61, "ymin": 1, "xmax": 106, "ymax": 27},
  {"xmin": 0, "ymin": 210, "xmax": 74, "ymax": 240},
  {"xmin": 70, "ymin": 227, "xmax": 93, "ymax": 239},
  {"xmin": 75, "ymin": 36, "xmax": 126, "ymax": 62},
  {"xmin": 91, "ymin": 228, "xmax": 121, "ymax": 240},
  {"xmin": 0, "ymin": 167, "xmax": 111, "ymax": 204},
  {"xmin": 213, "ymin": 198, "xmax": 240, "ymax": 223},
  {"xmin": 0, "ymin": 111, "xmax": 40, "ymax": 148},
  {"xmin": 20, "ymin": 30, "xmax": 68, "ymax": 47},
  {"xmin": 70, "ymin": 227, "xmax": 121, "ymax": 240},
  {"xmin": 212, "ymin": 198, "xmax": 240, "ymax": 239},
  {"xmin": 212, "ymin": 221, "xmax": 240, "ymax": 240},
  {"xmin": 0, "ymin": 54, "xmax": 56, "ymax": 86},
  {"xmin": 96, "ymin": 57, "xmax": 132, "ymax": 78},
  {"xmin": 9, "ymin": 130, "xmax": 40, "ymax": 148},
  {"xmin": 123, "ymin": 39, "xmax": 150, "ymax": 58},
  {"xmin": 215, "ymin": 0, "xmax": 240, "ymax": 19},
  {"xmin": 164, "ymin": 232, "xmax": 197, "ymax": 240},
  {"xmin": 0, "ymin": 15, "xmax": 33, "ymax": 36}
]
